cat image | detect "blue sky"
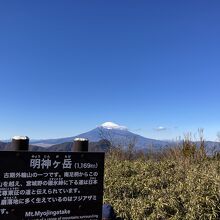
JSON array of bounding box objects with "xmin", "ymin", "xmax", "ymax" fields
[{"xmin": 0, "ymin": 1, "xmax": 220, "ymax": 141}]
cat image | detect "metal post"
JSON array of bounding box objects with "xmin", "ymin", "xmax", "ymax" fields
[
  {"xmin": 73, "ymin": 138, "xmax": 89, "ymax": 152},
  {"xmin": 11, "ymin": 136, "xmax": 29, "ymax": 151}
]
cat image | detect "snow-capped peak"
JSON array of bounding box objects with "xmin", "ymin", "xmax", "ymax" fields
[{"xmin": 100, "ymin": 122, "xmax": 128, "ymax": 131}]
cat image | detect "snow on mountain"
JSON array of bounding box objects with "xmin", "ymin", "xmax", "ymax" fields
[{"xmin": 100, "ymin": 122, "xmax": 128, "ymax": 130}]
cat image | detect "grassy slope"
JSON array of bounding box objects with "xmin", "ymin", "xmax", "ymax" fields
[{"xmin": 104, "ymin": 155, "xmax": 220, "ymax": 220}]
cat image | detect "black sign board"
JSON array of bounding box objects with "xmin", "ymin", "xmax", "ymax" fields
[{"xmin": 0, "ymin": 151, "xmax": 105, "ymax": 220}]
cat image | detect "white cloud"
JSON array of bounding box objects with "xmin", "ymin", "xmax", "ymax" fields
[{"xmin": 155, "ymin": 126, "xmax": 167, "ymax": 131}]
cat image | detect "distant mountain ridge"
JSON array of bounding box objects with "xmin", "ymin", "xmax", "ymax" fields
[
  {"xmin": 0, "ymin": 139, "xmax": 111, "ymax": 152},
  {"xmin": 1, "ymin": 122, "xmax": 219, "ymax": 153},
  {"xmin": 0, "ymin": 141, "xmax": 7, "ymax": 150},
  {"xmin": 30, "ymin": 122, "xmax": 170, "ymax": 150}
]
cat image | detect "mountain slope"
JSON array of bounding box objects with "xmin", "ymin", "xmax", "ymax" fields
[{"xmin": 31, "ymin": 122, "xmax": 170, "ymax": 150}]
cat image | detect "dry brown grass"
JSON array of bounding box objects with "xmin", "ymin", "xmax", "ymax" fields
[{"xmin": 104, "ymin": 132, "xmax": 220, "ymax": 219}]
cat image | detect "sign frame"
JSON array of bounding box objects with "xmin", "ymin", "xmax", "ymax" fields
[{"xmin": 0, "ymin": 151, "xmax": 105, "ymax": 220}]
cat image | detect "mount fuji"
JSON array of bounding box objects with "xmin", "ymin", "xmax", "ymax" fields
[
  {"xmin": 1, "ymin": 122, "xmax": 219, "ymax": 152},
  {"xmin": 31, "ymin": 122, "xmax": 170, "ymax": 150}
]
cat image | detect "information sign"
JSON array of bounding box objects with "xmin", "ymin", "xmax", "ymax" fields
[{"xmin": 0, "ymin": 151, "xmax": 104, "ymax": 220}]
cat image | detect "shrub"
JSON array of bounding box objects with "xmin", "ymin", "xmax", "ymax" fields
[{"xmin": 104, "ymin": 150, "xmax": 220, "ymax": 219}]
